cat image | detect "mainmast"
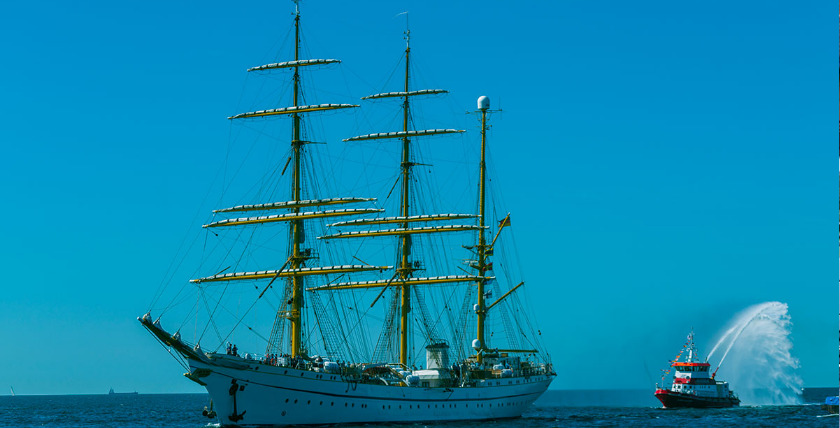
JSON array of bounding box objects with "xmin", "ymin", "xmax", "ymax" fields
[
  {"xmin": 320, "ymin": 26, "xmax": 477, "ymax": 368},
  {"xmin": 290, "ymin": 4, "xmax": 304, "ymax": 358},
  {"xmin": 398, "ymin": 29, "xmax": 412, "ymax": 367}
]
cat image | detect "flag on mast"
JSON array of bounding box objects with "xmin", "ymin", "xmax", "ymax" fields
[{"xmin": 498, "ymin": 214, "xmax": 511, "ymax": 228}]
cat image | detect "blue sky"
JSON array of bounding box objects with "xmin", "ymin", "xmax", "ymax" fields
[{"xmin": 0, "ymin": 0, "xmax": 835, "ymax": 394}]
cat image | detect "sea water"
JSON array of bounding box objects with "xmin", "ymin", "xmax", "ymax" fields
[{"xmin": 0, "ymin": 389, "xmax": 835, "ymax": 427}]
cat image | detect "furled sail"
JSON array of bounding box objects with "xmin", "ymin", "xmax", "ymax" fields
[
  {"xmin": 191, "ymin": 264, "xmax": 391, "ymax": 284},
  {"xmin": 343, "ymin": 129, "xmax": 464, "ymax": 142},
  {"xmin": 204, "ymin": 208, "xmax": 383, "ymax": 228},
  {"xmin": 229, "ymin": 103, "xmax": 358, "ymax": 120},
  {"xmin": 214, "ymin": 197, "xmax": 376, "ymax": 213},
  {"xmin": 329, "ymin": 213, "xmax": 476, "ymax": 227},
  {"xmin": 318, "ymin": 224, "xmax": 486, "ymax": 239},
  {"xmin": 361, "ymin": 89, "xmax": 448, "ymax": 100},
  {"xmin": 247, "ymin": 59, "xmax": 340, "ymax": 72},
  {"xmin": 308, "ymin": 275, "xmax": 492, "ymax": 291}
]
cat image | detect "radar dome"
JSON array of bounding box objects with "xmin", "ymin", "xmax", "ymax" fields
[
  {"xmin": 471, "ymin": 339, "xmax": 482, "ymax": 351},
  {"xmin": 477, "ymin": 96, "xmax": 490, "ymax": 110}
]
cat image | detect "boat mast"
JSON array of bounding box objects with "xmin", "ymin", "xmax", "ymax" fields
[
  {"xmin": 290, "ymin": 2, "xmax": 304, "ymax": 358},
  {"xmin": 398, "ymin": 29, "xmax": 412, "ymax": 367},
  {"xmin": 476, "ymin": 97, "xmax": 489, "ymax": 363},
  {"xmin": 328, "ymin": 23, "xmax": 468, "ymax": 366}
]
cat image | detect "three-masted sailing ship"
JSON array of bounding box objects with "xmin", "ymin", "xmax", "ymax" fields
[{"xmin": 140, "ymin": 4, "xmax": 554, "ymax": 425}]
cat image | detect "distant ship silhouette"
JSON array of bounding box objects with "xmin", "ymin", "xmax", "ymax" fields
[{"xmin": 108, "ymin": 388, "xmax": 138, "ymax": 395}]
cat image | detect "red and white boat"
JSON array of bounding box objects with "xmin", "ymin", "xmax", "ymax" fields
[{"xmin": 654, "ymin": 332, "xmax": 740, "ymax": 408}]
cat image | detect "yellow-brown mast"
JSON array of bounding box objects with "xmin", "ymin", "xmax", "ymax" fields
[
  {"xmin": 216, "ymin": 2, "xmax": 363, "ymax": 360},
  {"xmin": 476, "ymin": 97, "xmax": 489, "ymax": 363},
  {"xmin": 398, "ymin": 29, "xmax": 412, "ymax": 367},
  {"xmin": 289, "ymin": 5, "xmax": 304, "ymax": 358},
  {"xmin": 338, "ymin": 25, "xmax": 467, "ymax": 366}
]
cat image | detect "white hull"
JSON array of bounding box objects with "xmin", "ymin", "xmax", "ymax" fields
[{"xmin": 190, "ymin": 359, "xmax": 553, "ymax": 426}]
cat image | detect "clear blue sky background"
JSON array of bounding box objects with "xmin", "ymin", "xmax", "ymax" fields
[{"xmin": 0, "ymin": 0, "xmax": 835, "ymax": 394}]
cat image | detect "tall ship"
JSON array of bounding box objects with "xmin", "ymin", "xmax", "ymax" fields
[
  {"xmin": 654, "ymin": 332, "xmax": 739, "ymax": 408},
  {"xmin": 139, "ymin": 3, "xmax": 554, "ymax": 426}
]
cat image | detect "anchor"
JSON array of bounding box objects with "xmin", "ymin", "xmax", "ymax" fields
[
  {"xmin": 202, "ymin": 399, "xmax": 217, "ymax": 418},
  {"xmin": 228, "ymin": 379, "xmax": 247, "ymax": 422}
]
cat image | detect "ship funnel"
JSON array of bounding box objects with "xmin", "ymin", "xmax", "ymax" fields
[
  {"xmin": 426, "ymin": 343, "xmax": 450, "ymax": 369},
  {"xmin": 477, "ymin": 96, "xmax": 490, "ymax": 111}
]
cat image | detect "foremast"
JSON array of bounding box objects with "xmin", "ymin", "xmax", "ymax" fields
[
  {"xmin": 204, "ymin": 3, "xmax": 377, "ymax": 360},
  {"xmin": 289, "ymin": 4, "xmax": 305, "ymax": 359}
]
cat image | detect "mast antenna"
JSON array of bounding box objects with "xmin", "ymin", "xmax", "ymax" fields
[{"xmin": 397, "ymin": 11, "xmax": 409, "ymax": 45}]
